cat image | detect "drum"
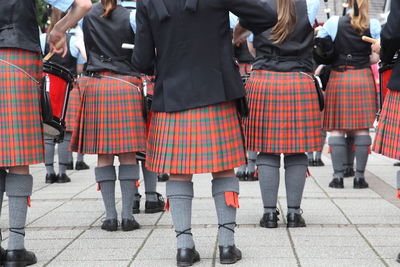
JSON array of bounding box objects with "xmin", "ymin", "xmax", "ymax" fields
[
  {"xmin": 379, "ymin": 63, "xmax": 394, "ymax": 110},
  {"xmin": 41, "ymin": 61, "xmax": 74, "ymax": 141}
]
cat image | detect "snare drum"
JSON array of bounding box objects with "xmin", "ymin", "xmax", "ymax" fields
[
  {"xmin": 41, "ymin": 61, "xmax": 74, "ymax": 141},
  {"xmin": 379, "ymin": 63, "xmax": 394, "ymax": 110}
]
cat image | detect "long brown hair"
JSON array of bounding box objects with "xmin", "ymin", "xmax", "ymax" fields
[
  {"xmin": 349, "ymin": 0, "xmax": 369, "ymax": 34},
  {"xmin": 270, "ymin": 0, "xmax": 297, "ymax": 44},
  {"xmin": 101, "ymin": 0, "xmax": 117, "ymax": 18}
]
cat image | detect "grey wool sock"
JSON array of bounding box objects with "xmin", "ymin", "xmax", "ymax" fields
[
  {"xmin": 77, "ymin": 153, "xmax": 84, "ymax": 162},
  {"xmin": 316, "ymin": 131, "xmax": 327, "ymax": 161},
  {"xmin": 346, "ymin": 135, "xmax": 355, "ymax": 169},
  {"xmin": 257, "ymin": 153, "xmax": 281, "ymax": 214},
  {"xmin": 68, "ymin": 151, "xmax": 73, "ymax": 164},
  {"xmin": 6, "ymin": 173, "xmax": 33, "ymax": 250},
  {"xmin": 44, "ymin": 138, "xmax": 56, "ymax": 174},
  {"xmin": 58, "ymin": 132, "xmax": 71, "ymax": 174},
  {"xmin": 328, "ymin": 136, "xmax": 347, "ymax": 179},
  {"xmin": 307, "ymin": 152, "xmax": 314, "ymax": 161},
  {"xmin": 212, "ymin": 177, "xmax": 239, "ymax": 247},
  {"xmin": 247, "ymin": 151, "xmax": 257, "ymax": 174},
  {"xmin": 236, "ymin": 164, "xmax": 246, "ymax": 174},
  {"xmin": 142, "ymin": 164, "xmax": 158, "ymax": 202},
  {"xmin": 354, "ymin": 135, "xmax": 372, "ymax": 180},
  {"xmin": 95, "ymin": 166, "xmax": 117, "ymax": 220},
  {"xmin": 166, "ymin": 180, "xmax": 195, "ymax": 249},
  {"xmin": 119, "ymin": 165, "xmax": 140, "ymax": 220},
  {"xmin": 284, "ymin": 154, "xmax": 308, "ymax": 214}
]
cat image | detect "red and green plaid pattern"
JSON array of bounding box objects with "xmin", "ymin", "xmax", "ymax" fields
[
  {"xmin": 146, "ymin": 101, "xmax": 246, "ymax": 174},
  {"xmin": 0, "ymin": 48, "xmax": 44, "ymax": 167},
  {"xmin": 239, "ymin": 63, "xmax": 252, "ymax": 77},
  {"xmin": 244, "ymin": 70, "xmax": 323, "ymax": 153},
  {"xmin": 323, "ymin": 68, "xmax": 377, "ymax": 131},
  {"xmin": 65, "ymin": 86, "xmax": 81, "ymax": 132},
  {"xmin": 70, "ymin": 72, "xmax": 146, "ymax": 154},
  {"xmin": 373, "ymin": 90, "xmax": 400, "ymax": 160}
]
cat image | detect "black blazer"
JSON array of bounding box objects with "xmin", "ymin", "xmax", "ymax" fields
[
  {"xmin": 381, "ymin": 0, "xmax": 400, "ymax": 91},
  {"xmin": 132, "ymin": 0, "xmax": 277, "ymax": 112}
]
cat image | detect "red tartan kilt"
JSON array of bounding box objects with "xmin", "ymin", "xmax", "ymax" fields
[
  {"xmin": 70, "ymin": 72, "xmax": 146, "ymax": 154},
  {"xmin": 244, "ymin": 70, "xmax": 323, "ymax": 153},
  {"xmin": 146, "ymin": 101, "xmax": 246, "ymax": 174},
  {"xmin": 0, "ymin": 48, "xmax": 44, "ymax": 167},
  {"xmin": 239, "ymin": 63, "xmax": 252, "ymax": 77},
  {"xmin": 65, "ymin": 86, "xmax": 81, "ymax": 132},
  {"xmin": 323, "ymin": 68, "xmax": 377, "ymax": 131},
  {"xmin": 373, "ymin": 90, "xmax": 400, "ymax": 159}
]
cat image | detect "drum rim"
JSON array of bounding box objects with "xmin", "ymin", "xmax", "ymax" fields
[{"xmin": 43, "ymin": 61, "xmax": 75, "ymax": 83}]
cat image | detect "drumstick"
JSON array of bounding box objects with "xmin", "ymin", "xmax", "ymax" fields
[
  {"xmin": 362, "ymin": 36, "xmax": 377, "ymax": 44},
  {"xmin": 43, "ymin": 38, "xmax": 66, "ymax": 61},
  {"xmin": 122, "ymin": 43, "xmax": 135, "ymax": 49}
]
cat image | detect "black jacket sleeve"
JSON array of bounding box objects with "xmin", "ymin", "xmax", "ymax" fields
[
  {"xmin": 131, "ymin": 0, "xmax": 155, "ymax": 75},
  {"xmin": 223, "ymin": 0, "xmax": 277, "ymax": 35},
  {"xmin": 381, "ymin": 0, "xmax": 400, "ymax": 64}
]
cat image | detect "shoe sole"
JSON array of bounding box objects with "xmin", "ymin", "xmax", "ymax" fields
[
  {"xmin": 75, "ymin": 167, "xmax": 90, "ymax": 171},
  {"xmin": 220, "ymin": 255, "xmax": 242, "ymax": 265},
  {"xmin": 4, "ymin": 260, "xmax": 38, "ymax": 267},
  {"xmin": 287, "ymin": 223, "xmax": 306, "ymax": 228},
  {"xmin": 122, "ymin": 225, "xmax": 140, "ymax": 231},
  {"xmin": 56, "ymin": 180, "xmax": 71, "ymax": 183},
  {"xmin": 329, "ymin": 184, "xmax": 344, "ymax": 189},
  {"xmin": 260, "ymin": 222, "xmax": 278, "ymax": 228},
  {"xmin": 177, "ymin": 256, "xmax": 200, "ymax": 267},
  {"xmin": 353, "ymin": 185, "xmax": 369, "ymax": 189}
]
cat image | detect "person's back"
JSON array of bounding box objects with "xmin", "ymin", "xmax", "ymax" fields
[{"xmin": 133, "ymin": 0, "xmax": 277, "ymax": 112}]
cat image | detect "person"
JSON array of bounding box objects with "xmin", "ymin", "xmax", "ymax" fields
[
  {"xmin": 0, "ymin": 0, "xmax": 91, "ymax": 265},
  {"xmin": 70, "ymin": 0, "xmax": 146, "ymax": 232},
  {"xmin": 317, "ymin": 0, "xmax": 381, "ymax": 189},
  {"xmin": 245, "ymin": 0, "xmax": 320, "ymax": 229},
  {"xmin": 370, "ymin": 0, "xmax": 400, "ymax": 261},
  {"xmin": 40, "ymin": 7, "xmax": 89, "ymax": 184},
  {"xmin": 132, "ymin": 0, "xmax": 277, "ymax": 265}
]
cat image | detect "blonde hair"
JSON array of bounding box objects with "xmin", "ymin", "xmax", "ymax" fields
[
  {"xmin": 270, "ymin": 0, "xmax": 297, "ymax": 44},
  {"xmin": 101, "ymin": 0, "xmax": 117, "ymax": 18},
  {"xmin": 349, "ymin": 0, "xmax": 370, "ymax": 34}
]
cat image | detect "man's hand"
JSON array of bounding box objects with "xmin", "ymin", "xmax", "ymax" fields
[
  {"xmin": 233, "ymin": 22, "xmax": 250, "ymax": 46},
  {"xmin": 48, "ymin": 26, "xmax": 67, "ymax": 57},
  {"xmin": 371, "ymin": 39, "xmax": 381, "ymax": 54}
]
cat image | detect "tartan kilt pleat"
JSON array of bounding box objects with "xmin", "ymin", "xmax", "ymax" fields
[
  {"xmin": 65, "ymin": 86, "xmax": 81, "ymax": 132},
  {"xmin": 146, "ymin": 101, "xmax": 246, "ymax": 174},
  {"xmin": 244, "ymin": 70, "xmax": 323, "ymax": 153},
  {"xmin": 0, "ymin": 48, "xmax": 44, "ymax": 167},
  {"xmin": 323, "ymin": 68, "xmax": 377, "ymax": 131},
  {"xmin": 373, "ymin": 90, "xmax": 400, "ymax": 160},
  {"xmin": 239, "ymin": 63, "xmax": 252, "ymax": 77},
  {"xmin": 70, "ymin": 72, "xmax": 146, "ymax": 154}
]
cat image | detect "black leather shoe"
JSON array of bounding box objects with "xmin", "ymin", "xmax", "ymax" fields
[
  {"xmin": 219, "ymin": 245, "xmax": 242, "ymax": 264},
  {"xmin": 394, "ymin": 162, "xmax": 400, "ymax": 167},
  {"xmin": 132, "ymin": 194, "xmax": 141, "ymax": 214},
  {"xmin": 236, "ymin": 171, "xmax": 247, "ymax": 181},
  {"xmin": 176, "ymin": 247, "xmax": 200, "ymax": 267},
  {"xmin": 353, "ymin": 178, "xmax": 369, "ymax": 189},
  {"xmin": 4, "ymin": 249, "xmax": 37, "ymax": 267},
  {"xmin": 397, "ymin": 253, "xmax": 400, "ymax": 263},
  {"xmin": 158, "ymin": 173, "xmax": 169, "ymax": 182},
  {"xmin": 121, "ymin": 218, "xmax": 140, "ymax": 231},
  {"xmin": 45, "ymin": 173, "xmax": 57, "ymax": 184},
  {"xmin": 247, "ymin": 172, "xmax": 257, "ymax": 181},
  {"xmin": 145, "ymin": 192, "xmax": 165, "ymax": 214},
  {"xmin": 287, "ymin": 213, "xmax": 306, "ymax": 228},
  {"xmin": 0, "ymin": 247, "xmax": 6, "ymax": 266},
  {"xmin": 66, "ymin": 162, "xmax": 74, "ymax": 170},
  {"xmin": 260, "ymin": 210, "xmax": 279, "ymax": 228},
  {"xmin": 344, "ymin": 168, "xmax": 355, "ymax": 177},
  {"xmin": 329, "ymin": 178, "xmax": 344, "ymax": 189},
  {"xmin": 75, "ymin": 161, "xmax": 90, "ymax": 170},
  {"xmin": 101, "ymin": 219, "xmax": 118, "ymax": 231},
  {"xmin": 313, "ymin": 159, "xmax": 325, "ymax": 167},
  {"xmin": 56, "ymin": 173, "xmax": 71, "ymax": 183},
  {"xmin": 308, "ymin": 158, "xmax": 315, "ymax": 166}
]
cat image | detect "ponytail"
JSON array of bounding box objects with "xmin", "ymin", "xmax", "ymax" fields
[
  {"xmin": 270, "ymin": 0, "xmax": 297, "ymax": 44},
  {"xmin": 101, "ymin": 0, "xmax": 117, "ymax": 18},
  {"xmin": 349, "ymin": 0, "xmax": 369, "ymax": 34}
]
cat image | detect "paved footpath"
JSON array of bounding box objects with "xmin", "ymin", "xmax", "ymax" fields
[{"xmin": 2, "ymin": 142, "xmax": 399, "ymax": 267}]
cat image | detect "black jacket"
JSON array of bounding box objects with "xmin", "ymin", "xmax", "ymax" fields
[
  {"xmin": 132, "ymin": 0, "xmax": 277, "ymax": 112},
  {"xmin": 381, "ymin": 0, "xmax": 400, "ymax": 91}
]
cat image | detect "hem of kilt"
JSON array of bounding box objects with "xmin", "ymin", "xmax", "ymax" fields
[
  {"xmin": 145, "ymin": 160, "xmax": 246, "ymax": 175},
  {"xmin": 71, "ymin": 146, "xmax": 145, "ymax": 155},
  {"xmin": 323, "ymin": 126, "xmax": 373, "ymax": 131},
  {"xmin": 0, "ymin": 157, "xmax": 44, "ymax": 168},
  {"xmin": 372, "ymin": 146, "xmax": 400, "ymax": 161},
  {"xmin": 246, "ymin": 145, "xmax": 322, "ymax": 154}
]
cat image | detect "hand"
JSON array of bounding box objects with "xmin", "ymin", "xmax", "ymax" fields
[
  {"xmin": 233, "ymin": 22, "xmax": 250, "ymax": 46},
  {"xmin": 371, "ymin": 39, "xmax": 381, "ymax": 54},
  {"xmin": 48, "ymin": 26, "xmax": 68, "ymax": 57}
]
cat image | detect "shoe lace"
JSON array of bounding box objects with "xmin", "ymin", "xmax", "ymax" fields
[
  {"xmin": 175, "ymin": 228, "xmax": 193, "ymax": 238},
  {"xmin": 218, "ymin": 222, "xmax": 237, "ymax": 233}
]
